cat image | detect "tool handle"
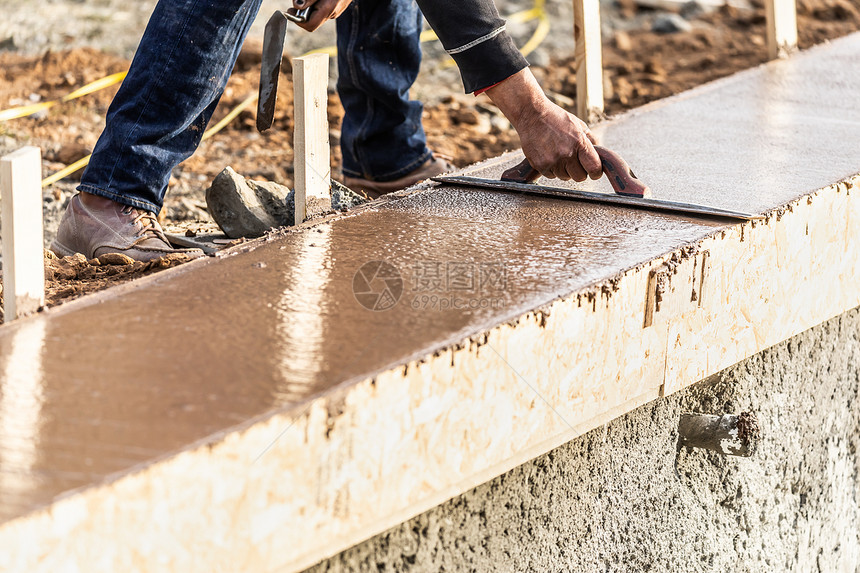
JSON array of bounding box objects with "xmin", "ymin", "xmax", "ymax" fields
[
  {"xmin": 285, "ymin": 7, "xmax": 312, "ymax": 22},
  {"xmin": 500, "ymin": 145, "xmax": 652, "ymax": 198}
]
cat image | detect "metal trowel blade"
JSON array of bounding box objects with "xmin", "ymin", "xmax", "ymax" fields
[
  {"xmin": 433, "ymin": 175, "xmax": 762, "ymax": 221},
  {"xmin": 257, "ymin": 11, "xmax": 288, "ymax": 133}
]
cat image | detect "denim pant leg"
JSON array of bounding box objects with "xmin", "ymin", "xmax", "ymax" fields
[
  {"xmin": 337, "ymin": 0, "xmax": 431, "ymax": 182},
  {"xmin": 78, "ymin": 0, "xmax": 262, "ymax": 213}
]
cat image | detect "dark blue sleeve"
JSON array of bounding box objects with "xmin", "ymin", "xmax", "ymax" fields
[{"xmin": 415, "ymin": 1, "xmax": 530, "ymax": 93}]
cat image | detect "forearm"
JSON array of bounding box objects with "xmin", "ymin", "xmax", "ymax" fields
[{"xmin": 484, "ymin": 68, "xmax": 548, "ymax": 132}]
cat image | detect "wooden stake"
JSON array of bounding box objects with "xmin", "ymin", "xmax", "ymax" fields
[
  {"xmin": 293, "ymin": 53, "xmax": 331, "ymax": 224},
  {"xmin": 1, "ymin": 147, "xmax": 45, "ymax": 321},
  {"xmin": 573, "ymin": 0, "xmax": 604, "ymax": 123},
  {"xmin": 765, "ymin": 0, "xmax": 798, "ymax": 59}
]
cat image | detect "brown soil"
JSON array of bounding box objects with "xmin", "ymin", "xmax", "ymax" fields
[
  {"xmin": 0, "ymin": 0, "xmax": 858, "ymax": 324},
  {"xmin": 0, "ymin": 250, "xmax": 196, "ymax": 324},
  {"xmin": 544, "ymin": 0, "xmax": 860, "ymax": 113}
]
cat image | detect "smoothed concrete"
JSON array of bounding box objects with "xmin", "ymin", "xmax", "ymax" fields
[{"xmin": 308, "ymin": 307, "xmax": 860, "ymax": 572}]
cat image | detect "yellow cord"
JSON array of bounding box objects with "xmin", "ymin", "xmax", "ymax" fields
[
  {"xmin": 40, "ymin": 154, "xmax": 92, "ymax": 188},
  {"xmin": 201, "ymin": 92, "xmax": 258, "ymax": 142},
  {"xmin": 39, "ymin": 92, "xmax": 259, "ymax": 188},
  {"xmin": 30, "ymin": 1, "xmax": 549, "ymax": 187},
  {"xmin": 0, "ymin": 71, "xmax": 127, "ymax": 123}
]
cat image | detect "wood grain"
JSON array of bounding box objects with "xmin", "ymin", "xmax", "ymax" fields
[
  {"xmin": 293, "ymin": 54, "xmax": 331, "ymax": 223},
  {"xmin": 765, "ymin": 0, "xmax": 798, "ymax": 59},
  {"xmin": 1, "ymin": 147, "xmax": 45, "ymax": 320},
  {"xmin": 573, "ymin": 0, "xmax": 605, "ymax": 122}
]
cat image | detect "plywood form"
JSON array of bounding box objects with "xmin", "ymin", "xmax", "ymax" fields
[{"xmin": 1, "ymin": 173, "xmax": 857, "ymax": 572}]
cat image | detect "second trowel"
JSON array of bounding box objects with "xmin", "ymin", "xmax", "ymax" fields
[{"xmin": 256, "ymin": 8, "xmax": 311, "ymax": 133}]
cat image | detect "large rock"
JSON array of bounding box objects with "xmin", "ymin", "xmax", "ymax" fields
[
  {"xmin": 205, "ymin": 167, "xmax": 292, "ymax": 239},
  {"xmin": 205, "ymin": 167, "xmax": 369, "ymax": 239}
]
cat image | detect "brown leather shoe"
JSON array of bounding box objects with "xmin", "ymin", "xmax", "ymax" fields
[
  {"xmin": 343, "ymin": 154, "xmax": 455, "ymax": 199},
  {"xmin": 50, "ymin": 194, "xmax": 204, "ymax": 262}
]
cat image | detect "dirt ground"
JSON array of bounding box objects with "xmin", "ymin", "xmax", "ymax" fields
[{"xmin": 0, "ymin": 0, "xmax": 858, "ymax": 323}]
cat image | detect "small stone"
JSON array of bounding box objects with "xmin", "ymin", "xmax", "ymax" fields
[
  {"xmin": 680, "ymin": 0, "xmax": 708, "ymax": 18},
  {"xmin": 652, "ymin": 13, "xmax": 693, "ymax": 34},
  {"xmin": 614, "ymin": 31, "xmax": 633, "ymax": 52},
  {"xmin": 68, "ymin": 253, "xmax": 88, "ymax": 267},
  {"xmin": 98, "ymin": 253, "xmax": 135, "ymax": 266},
  {"xmin": 451, "ymin": 107, "xmax": 481, "ymax": 126}
]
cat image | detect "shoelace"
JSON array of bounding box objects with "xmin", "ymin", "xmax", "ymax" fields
[{"xmin": 121, "ymin": 206, "xmax": 169, "ymax": 246}]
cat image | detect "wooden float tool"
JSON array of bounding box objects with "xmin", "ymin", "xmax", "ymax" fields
[{"xmin": 433, "ymin": 146, "xmax": 761, "ymax": 221}]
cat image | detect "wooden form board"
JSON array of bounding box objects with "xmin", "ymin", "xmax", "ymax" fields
[
  {"xmin": 766, "ymin": 0, "xmax": 798, "ymax": 59},
  {"xmin": 574, "ymin": 0, "xmax": 604, "ymax": 123},
  {"xmin": 293, "ymin": 54, "xmax": 331, "ymax": 223},
  {"xmin": 1, "ymin": 147, "xmax": 45, "ymax": 320},
  {"xmin": 1, "ymin": 172, "xmax": 858, "ymax": 572}
]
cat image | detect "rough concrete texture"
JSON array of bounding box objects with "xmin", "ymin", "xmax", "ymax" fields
[{"xmin": 306, "ymin": 308, "xmax": 860, "ymax": 572}]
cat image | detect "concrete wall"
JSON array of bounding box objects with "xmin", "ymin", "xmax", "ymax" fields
[{"xmin": 306, "ymin": 307, "xmax": 860, "ymax": 572}]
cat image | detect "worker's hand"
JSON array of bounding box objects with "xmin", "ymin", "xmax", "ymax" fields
[
  {"xmin": 290, "ymin": 0, "xmax": 353, "ymax": 32},
  {"xmin": 486, "ymin": 69, "xmax": 602, "ymax": 182},
  {"xmin": 517, "ymin": 104, "xmax": 601, "ymax": 182}
]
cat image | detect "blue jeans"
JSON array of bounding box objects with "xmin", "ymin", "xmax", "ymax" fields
[
  {"xmin": 78, "ymin": 0, "xmax": 429, "ymax": 213},
  {"xmin": 337, "ymin": 0, "xmax": 431, "ymax": 181}
]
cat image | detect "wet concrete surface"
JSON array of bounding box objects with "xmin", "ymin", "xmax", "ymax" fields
[{"xmin": 1, "ymin": 34, "xmax": 859, "ymax": 524}]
